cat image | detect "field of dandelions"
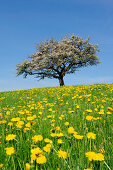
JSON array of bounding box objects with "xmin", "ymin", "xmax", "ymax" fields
[{"xmin": 0, "ymin": 83, "xmax": 113, "ymax": 170}]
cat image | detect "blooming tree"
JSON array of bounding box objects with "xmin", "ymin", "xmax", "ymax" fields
[{"xmin": 16, "ymin": 34, "xmax": 100, "ymax": 86}]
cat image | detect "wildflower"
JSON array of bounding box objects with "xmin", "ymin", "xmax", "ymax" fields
[
  {"xmin": 11, "ymin": 117, "xmax": 20, "ymax": 122},
  {"xmin": 85, "ymin": 152, "xmax": 96, "ymax": 161},
  {"xmin": 0, "ymin": 164, "xmax": 4, "ymax": 168},
  {"xmin": 56, "ymin": 132, "xmax": 63, "ymax": 137},
  {"xmin": 73, "ymin": 134, "xmax": 83, "ymax": 139},
  {"xmin": 68, "ymin": 127, "xmax": 75, "ymax": 134},
  {"xmin": 50, "ymin": 133, "xmax": 57, "ymax": 137},
  {"xmin": 44, "ymin": 138, "xmax": 52, "ymax": 143},
  {"xmin": 87, "ymin": 132, "xmax": 96, "ymax": 139},
  {"xmin": 36, "ymin": 155, "xmax": 47, "ymax": 164},
  {"xmin": 59, "ymin": 117, "xmax": 62, "ymax": 120},
  {"xmin": 58, "ymin": 149, "xmax": 67, "ymax": 159},
  {"xmin": 85, "ymin": 109, "xmax": 92, "ymax": 113},
  {"xmin": 94, "ymin": 153, "xmax": 104, "ymax": 161},
  {"xmin": 6, "ymin": 134, "xmax": 16, "ymax": 141},
  {"xmin": 27, "ymin": 116, "xmax": 34, "ymax": 121},
  {"xmin": 43, "ymin": 144, "xmax": 51, "ymax": 153},
  {"xmin": 31, "ymin": 147, "xmax": 43, "ymax": 155},
  {"xmin": 31, "ymin": 154, "xmax": 37, "ymax": 163},
  {"xmin": 86, "ymin": 116, "xmax": 93, "ymax": 121},
  {"xmin": 26, "ymin": 163, "xmax": 30, "ymax": 170},
  {"xmin": 64, "ymin": 122, "xmax": 69, "ymax": 126},
  {"xmin": 106, "ymin": 111, "xmax": 111, "ymax": 115},
  {"xmin": 5, "ymin": 147, "xmax": 15, "ymax": 155},
  {"xmin": 85, "ymin": 152, "xmax": 104, "ymax": 161},
  {"xmin": 56, "ymin": 126, "xmax": 61, "ymax": 131},
  {"xmin": 25, "ymin": 122, "xmax": 31, "ymax": 127},
  {"xmin": 32, "ymin": 135, "xmax": 43, "ymax": 143},
  {"xmin": 98, "ymin": 109, "xmax": 104, "ymax": 115},
  {"xmin": 39, "ymin": 112, "xmax": 42, "ymax": 115},
  {"xmin": 8, "ymin": 122, "xmax": 13, "ymax": 126},
  {"xmin": 58, "ymin": 139, "xmax": 62, "ymax": 144},
  {"xmin": 24, "ymin": 128, "xmax": 30, "ymax": 132},
  {"xmin": 76, "ymin": 104, "xmax": 80, "ymax": 109}
]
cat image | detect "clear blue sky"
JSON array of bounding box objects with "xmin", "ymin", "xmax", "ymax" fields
[{"xmin": 0, "ymin": 0, "xmax": 113, "ymax": 92}]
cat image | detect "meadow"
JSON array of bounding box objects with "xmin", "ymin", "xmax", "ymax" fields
[{"xmin": 0, "ymin": 83, "xmax": 113, "ymax": 170}]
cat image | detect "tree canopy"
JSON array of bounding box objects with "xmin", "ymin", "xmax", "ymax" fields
[{"xmin": 16, "ymin": 34, "xmax": 100, "ymax": 86}]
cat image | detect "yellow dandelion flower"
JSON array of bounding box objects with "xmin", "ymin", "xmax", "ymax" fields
[
  {"xmin": 31, "ymin": 147, "xmax": 43, "ymax": 155},
  {"xmin": 25, "ymin": 122, "xmax": 31, "ymax": 127},
  {"xmin": 73, "ymin": 134, "xmax": 83, "ymax": 139},
  {"xmin": 31, "ymin": 154, "xmax": 37, "ymax": 163},
  {"xmin": 85, "ymin": 152, "xmax": 96, "ymax": 161},
  {"xmin": 8, "ymin": 122, "xmax": 13, "ymax": 126},
  {"xmin": 85, "ymin": 109, "xmax": 92, "ymax": 113},
  {"xmin": 85, "ymin": 152, "xmax": 104, "ymax": 161},
  {"xmin": 87, "ymin": 132, "xmax": 96, "ymax": 139},
  {"xmin": 32, "ymin": 135, "xmax": 43, "ymax": 143},
  {"xmin": 58, "ymin": 149, "xmax": 67, "ymax": 159},
  {"xmin": 56, "ymin": 126, "xmax": 61, "ymax": 131},
  {"xmin": 56, "ymin": 133, "xmax": 63, "ymax": 137},
  {"xmin": 25, "ymin": 163, "xmax": 30, "ymax": 170},
  {"xmin": 5, "ymin": 147, "xmax": 15, "ymax": 155},
  {"xmin": 0, "ymin": 164, "xmax": 4, "ymax": 168},
  {"xmin": 44, "ymin": 138, "xmax": 52, "ymax": 143},
  {"xmin": 58, "ymin": 139, "xmax": 62, "ymax": 144},
  {"xmin": 59, "ymin": 117, "xmax": 62, "ymax": 120},
  {"xmin": 94, "ymin": 153, "xmax": 104, "ymax": 161},
  {"xmin": 86, "ymin": 116, "xmax": 93, "ymax": 121},
  {"xmin": 36, "ymin": 155, "xmax": 47, "ymax": 164},
  {"xmin": 6, "ymin": 134, "xmax": 16, "ymax": 141},
  {"xmin": 11, "ymin": 117, "xmax": 20, "ymax": 122},
  {"xmin": 98, "ymin": 109, "xmax": 104, "ymax": 115},
  {"xmin": 106, "ymin": 111, "xmax": 111, "ymax": 115},
  {"xmin": 68, "ymin": 127, "xmax": 75, "ymax": 134},
  {"xmin": 64, "ymin": 122, "xmax": 69, "ymax": 126},
  {"xmin": 43, "ymin": 145, "xmax": 51, "ymax": 153}
]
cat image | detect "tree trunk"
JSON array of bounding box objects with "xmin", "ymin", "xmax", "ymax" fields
[{"xmin": 59, "ymin": 76, "xmax": 65, "ymax": 86}]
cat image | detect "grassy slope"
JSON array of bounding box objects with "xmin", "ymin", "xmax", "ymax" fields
[{"xmin": 0, "ymin": 83, "xmax": 113, "ymax": 170}]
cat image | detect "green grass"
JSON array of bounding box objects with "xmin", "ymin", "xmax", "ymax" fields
[{"xmin": 0, "ymin": 83, "xmax": 113, "ymax": 170}]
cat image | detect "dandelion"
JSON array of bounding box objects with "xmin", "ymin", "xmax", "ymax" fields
[
  {"xmin": 6, "ymin": 134, "xmax": 16, "ymax": 141},
  {"xmin": 85, "ymin": 109, "xmax": 92, "ymax": 113},
  {"xmin": 32, "ymin": 135, "xmax": 43, "ymax": 143},
  {"xmin": 65, "ymin": 122, "xmax": 69, "ymax": 126},
  {"xmin": 31, "ymin": 154, "xmax": 37, "ymax": 163},
  {"xmin": 85, "ymin": 152, "xmax": 104, "ymax": 161},
  {"xmin": 87, "ymin": 132, "xmax": 96, "ymax": 139},
  {"xmin": 44, "ymin": 138, "xmax": 52, "ymax": 143},
  {"xmin": 43, "ymin": 144, "xmax": 51, "ymax": 153},
  {"xmin": 56, "ymin": 132, "xmax": 63, "ymax": 137},
  {"xmin": 73, "ymin": 134, "xmax": 83, "ymax": 140},
  {"xmin": 36, "ymin": 155, "xmax": 47, "ymax": 164},
  {"xmin": 68, "ymin": 127, "xmax": 75, "ymax": 134},
  {"xmin": 0, "ymin": 164, "xmax": 4, "ymax": 168},
  {"xmin": 58, "ymin": 149, "xmax": 67, "ymax": 159},
  {"xmin": 26, "ymin": 163, "xmax": 30, "ymax": 170},
  {"xmin": 56, "ymin": 126, "xmax": 61, "ymax": 130},
  {"xmin": 58, "ymin": 139, "xmax": 62, "ymax": 144},
  {"xmin": 31, "ymin": 147, "xmax": 43, "ymax": 155},
  {"xmin": 86, "ymin": 116, "xmax": 93, "ymax": 120},
  {"xmin": 5, "ymin": 147, "xmax": 15, "ymax": 155},
  {"xmin": 8, "ymin": 122, "xmax": 13, "ymax": 126}
]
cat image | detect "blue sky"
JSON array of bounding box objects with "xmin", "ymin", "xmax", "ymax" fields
[{"xmin": 0, "ymin": 0, "xmax": 113, "ymax": 92}]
